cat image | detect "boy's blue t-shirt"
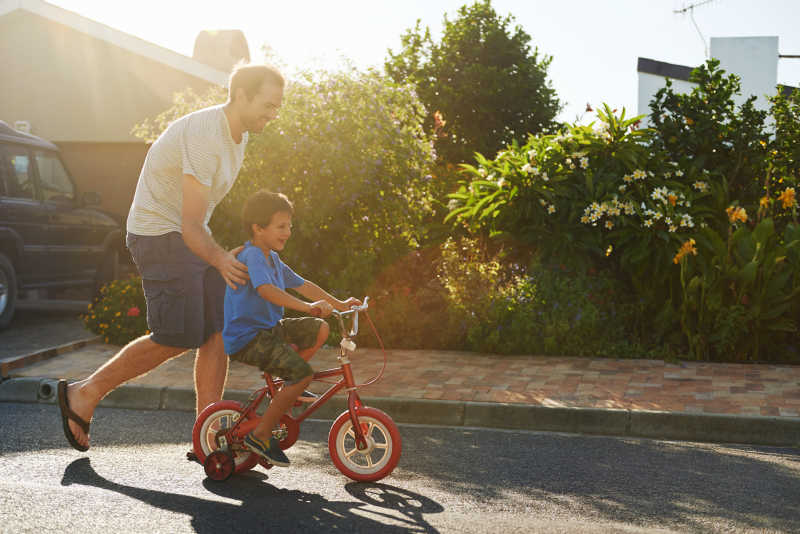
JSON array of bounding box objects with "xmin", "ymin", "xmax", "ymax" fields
[{"xmin": 223, "ymin": 242, "xmax": 305, "ymax": 355}]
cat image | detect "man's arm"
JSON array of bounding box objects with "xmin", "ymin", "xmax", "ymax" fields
[{"xmin": 181, "ymin": 174, "xmax": 248, "ymax": 289}]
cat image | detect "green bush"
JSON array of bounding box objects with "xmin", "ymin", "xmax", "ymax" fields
[
  {"xmin": 444, "ymin": 61, "xmax": 800, "ymax": 361},
  {"xmin": 83, "ymin": 278, "xmax": 148, "ymax": 345},
  {"xmin": 134, "ymin": 69, "xmax": 436, "ymax": 297}
]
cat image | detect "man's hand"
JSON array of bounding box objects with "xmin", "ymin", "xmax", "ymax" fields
[
  {"xmin": 337, "ymin": 297, "xmax": 362, "ymax": 312},
  {"xmin": 309, "ymin": 300, "xmax": 334, "ymax": 318},
  {"xmin": 215, "ymin": 250, "xmax": 248, "ymax": 290}
]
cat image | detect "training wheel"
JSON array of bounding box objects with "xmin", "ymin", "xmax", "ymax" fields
[{"xmin": 204, "ymin": 450, "xmax": 235, "ymax": 481}]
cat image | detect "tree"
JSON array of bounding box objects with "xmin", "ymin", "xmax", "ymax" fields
[
  {"xmin": 133, "ymin": 68, "xmax": 436, "ymax": 295},
  {"xmin": 385, "ymin": 0, "xmax": 560, "ymax": 164}
]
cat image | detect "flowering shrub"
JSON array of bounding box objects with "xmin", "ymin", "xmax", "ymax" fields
[
  {"xmin": 82, "ymin": 278, "xmax": 148, "ymax": 346},
  {"xmin": 446, "ymin": 61, "xmax": 800, "ymax": 361}
]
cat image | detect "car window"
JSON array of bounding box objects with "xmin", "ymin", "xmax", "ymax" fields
[
  {"xmin": 1, "ymin": 146, "xmax": 35, "ymax": 199},
  {"xmin": 35, "ymin": 150, "xmax": 75, "ymax": 202}
]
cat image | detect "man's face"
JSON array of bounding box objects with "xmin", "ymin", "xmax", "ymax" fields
[
  {"xmin": 253, "ymin": 210, "xmax": 292, "ymax": 252},
  {"xmin": 240, "ymin": 82, "xmax": 283, "ymax": 133}
]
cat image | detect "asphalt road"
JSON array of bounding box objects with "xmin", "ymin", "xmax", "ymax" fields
[{"xmin": 1, "ymin": 403, "xmax": 799, "ymax": 533}]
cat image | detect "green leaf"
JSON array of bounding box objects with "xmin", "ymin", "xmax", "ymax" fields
[{"xmin": 752, "ymin": 217, "xmax": 774, "ymax": 246}]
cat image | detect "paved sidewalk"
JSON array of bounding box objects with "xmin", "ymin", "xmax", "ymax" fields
[
  {"xmin": 2, "ymin": 341, "xmax": 799, "ymax": 446},
  {"xmin": 9, "ymin": 343, "xmax": 800, "ymax": 417}
]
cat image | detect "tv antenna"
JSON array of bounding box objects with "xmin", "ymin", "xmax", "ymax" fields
[{"xmin": 674, "ymin": 0, "xmax": 715, "ymax": 58}]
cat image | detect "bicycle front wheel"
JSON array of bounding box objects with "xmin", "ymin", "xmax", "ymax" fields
[{"xmin": 328, "ymin": 407, "xmax": 402, "ymax": 482}]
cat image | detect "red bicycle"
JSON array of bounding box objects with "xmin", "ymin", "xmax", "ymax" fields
[{"xmin": 191, "ymin": 297, "xmax": 402, "ymax": 483}]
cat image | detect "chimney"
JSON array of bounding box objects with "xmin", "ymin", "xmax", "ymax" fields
[{"xmin": 193, "ymin": 30, "xmax": 251, "ymax": 73}]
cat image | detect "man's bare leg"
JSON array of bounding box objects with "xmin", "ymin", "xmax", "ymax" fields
[
  {"xmin": 194, "ymin": 331, "xmax": 228, "ymax": 415},
  {"xmin": 65, "ymin": 335, "xmax": 186, "ymax": 448}
]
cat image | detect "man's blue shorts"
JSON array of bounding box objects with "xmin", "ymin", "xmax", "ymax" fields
[{"xmin": 126, "ymin": 232, "xmax": 225, "ymax": 349}]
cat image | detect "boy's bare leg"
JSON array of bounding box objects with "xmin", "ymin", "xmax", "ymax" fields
[
  {"xmin": 252, "ymin": 376, "xmax": 313, "ymax": 441},
  {"xmin": 65, "ymin": 335, "xmax": 186, "ymax": 448},
  {"xmin": 296, "ymin": 322, "xmax": 329, "ymax": 362},
  {"xmin": 194, "ymin": 331, "xmax": 228, "ymax": 414}
]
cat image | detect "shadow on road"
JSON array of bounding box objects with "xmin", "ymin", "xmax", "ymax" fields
[
  {"xmin": 61, "ymin": 458, "xmax": 442, "ymax": 533},
  {"xmin": 400, "ymin": 428, "xmax": 800, "ymax": 532}
]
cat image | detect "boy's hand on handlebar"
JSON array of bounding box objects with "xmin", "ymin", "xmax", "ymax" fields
[
  {"xmin": 337, "ymin": 297, "xmax": 362, "ymax": 312},
  {"xmin": 309, "ymin": 300, "xmax": 333, "ymax": 318}
]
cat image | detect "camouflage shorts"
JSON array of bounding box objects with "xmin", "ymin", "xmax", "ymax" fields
[{"xmin": 229, "ymin": 317, "xmax": 323, "ymax": 383}]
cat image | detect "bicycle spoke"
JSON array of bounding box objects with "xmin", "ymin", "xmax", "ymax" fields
[
  {"xmin": 345, "ymin": 447, "xmax": 359, "ymax": 458},
  {"xmin": 365, "ymin": 454, "xmax": 374, "ymax": 468}
]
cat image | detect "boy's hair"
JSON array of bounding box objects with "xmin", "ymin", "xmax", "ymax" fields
[
  {"xmin": 228, "ymin": 63, "xmax": 285, "ymax": 102},
  {"xmin": 242, "ymin": 190, "xmax": 294, "ymax": 236}
]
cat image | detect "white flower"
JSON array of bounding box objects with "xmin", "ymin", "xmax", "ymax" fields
[
  {"xmin": 675, "ymin": 170, "xmax": 684, "ymax": 177},
  {"xmin": 541, "ymin": 172, "xmax": 549, "ymax": 181},
  {"xmin": 497, "ymin": 178, "xmax": 506, "ymax": 188},
  {"xmin": 521, "ymin": 163, "xmax": 533, "ymax": 174},
  {"xmin": 547, "ymin": 204, "xmax": 556, "ymax": 214},
  {"xmin": 528, "ymin": 149, "xmax": 536, "ymax": 159},
  {"xmin": 580, "ymin": 157, "xmax": 589, "ymax": 169},
  {"xmin": 644, "ymin": 219, "xmax": 653, "ymax": 228},
  {"xmin": 619, "ymin": 184, "xmax": 627, "ymax": 192},
  {"xmin": 669, "ymin": 225, "xmax": 678, "ymax": 233}
]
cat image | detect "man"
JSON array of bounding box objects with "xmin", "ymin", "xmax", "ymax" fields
[{"xmin": 57, "ymin": 64, "xmax": 284, "ymax": 452}]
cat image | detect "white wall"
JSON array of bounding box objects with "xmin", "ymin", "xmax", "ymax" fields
[
  {"xmin": 637, "ymin": 36, "xmax": 779, "ymax": 128},
  {"xmin": 710, "ymin": 36, "xmax": 779, "ymax": 112},
  {"xmin": 637, "ymin": 72, "xmax": 697, "ymax": 126}
]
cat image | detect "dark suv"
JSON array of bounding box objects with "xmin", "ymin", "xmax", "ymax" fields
[{"xmin": 0, "ymin": 121, "xmax": 122, "ymax": 328}]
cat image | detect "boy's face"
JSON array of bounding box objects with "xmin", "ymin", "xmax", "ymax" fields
[{"xmin": 253, "ymin": 211, "xmax": 292, "ymax": 252}]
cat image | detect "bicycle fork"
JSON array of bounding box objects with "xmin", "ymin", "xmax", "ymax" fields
[{"xmin": 339, "ymin": 336, "xmax": 369, "ymax": 451}]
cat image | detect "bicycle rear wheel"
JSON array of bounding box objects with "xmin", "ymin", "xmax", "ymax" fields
[{"xmin": 193, "ymin": 401, "xmax": 258, "ymax": 475}]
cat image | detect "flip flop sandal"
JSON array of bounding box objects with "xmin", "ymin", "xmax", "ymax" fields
[{"xmin": 57, "ymin": 379, "xmax": 90, "ymax": 452}]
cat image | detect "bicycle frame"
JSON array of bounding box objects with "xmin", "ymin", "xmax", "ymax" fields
[{"xmin": 215, "ymin": 299, "xmax": 372, "ymax": 451}]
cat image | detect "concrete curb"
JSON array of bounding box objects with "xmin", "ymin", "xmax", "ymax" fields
[
  {"xmin": 2, "ymin": 379, "xmax": 798, "ymax": 447},
  {"xmin": 0, "ymin": 336, "xmax": 102, "ymax": 378}
]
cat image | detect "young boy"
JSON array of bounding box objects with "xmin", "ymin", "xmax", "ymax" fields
[{"xmin": 223, "ymin": 190, "xmax": 360, "ymax": 467}]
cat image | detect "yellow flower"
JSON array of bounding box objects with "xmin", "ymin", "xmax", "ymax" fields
[
  {"xmin": 673, "ymin": 238, "xmax": 698, "ymax": 264},
  {"xmin": 605, "ymin": 245, "xmax": 613, "ymax": 257},
  {"xmin": 778, "ymin": 187, "xmax": 796, "ymax": 209},
  {"xmin": 726, "ymin": 206, "xmax": 748, "ymax": 224},
  {"xmin": 605, "ymin": 220, "xmax": 614, "ymax": 230},
  {"xmin": 760, "ymin": 195, "xmax": 770, "ymax": 208},
  {"xmin": 667, "ymin": 194, "xmax": 678, "ymax": 207},
  {"xmin": 115, "ymin": 311, "xmax": 121, "ymax": 317}
]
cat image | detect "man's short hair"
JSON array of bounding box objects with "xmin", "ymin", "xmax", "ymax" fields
[
  {"xmin": 229, "ymin": 63, "xmax": 285, "ymax": 102},
  {"xmin": 242, "ymin": 190, "xmax": 294, "ymax": 236}
]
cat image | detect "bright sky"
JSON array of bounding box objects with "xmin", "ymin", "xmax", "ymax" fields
[{"xmin": 50, "ymin": 0, "xmax": 800, "ymax": 123}]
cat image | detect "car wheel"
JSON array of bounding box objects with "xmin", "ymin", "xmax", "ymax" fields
[
  {"xmin": 93, "ymin": 248, "xmax": 119, "ymax": 300},
  {"xmin": 0, "ymin": 252, "xmax": 17, "ymax": 329}
]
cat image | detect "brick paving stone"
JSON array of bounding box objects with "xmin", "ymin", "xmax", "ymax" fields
[{"xmin": 8, "ymin": 344, "xmax": 800, "ymax": 418}]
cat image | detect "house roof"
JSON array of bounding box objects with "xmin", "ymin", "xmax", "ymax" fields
[
  {"xmin": 0, "ymin": 120, "xmax": 58, "ymax": 150},
  {"xmin": 0, "ymin": 0, "xmax": 228, "ymax": 87},
  {"xmin": 638, "ymin": 56, "xmax": 798, "ymax": 97},
  {"xmin": 637, "ymin": 58, "xmax": 694, "ymax": 82}
]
